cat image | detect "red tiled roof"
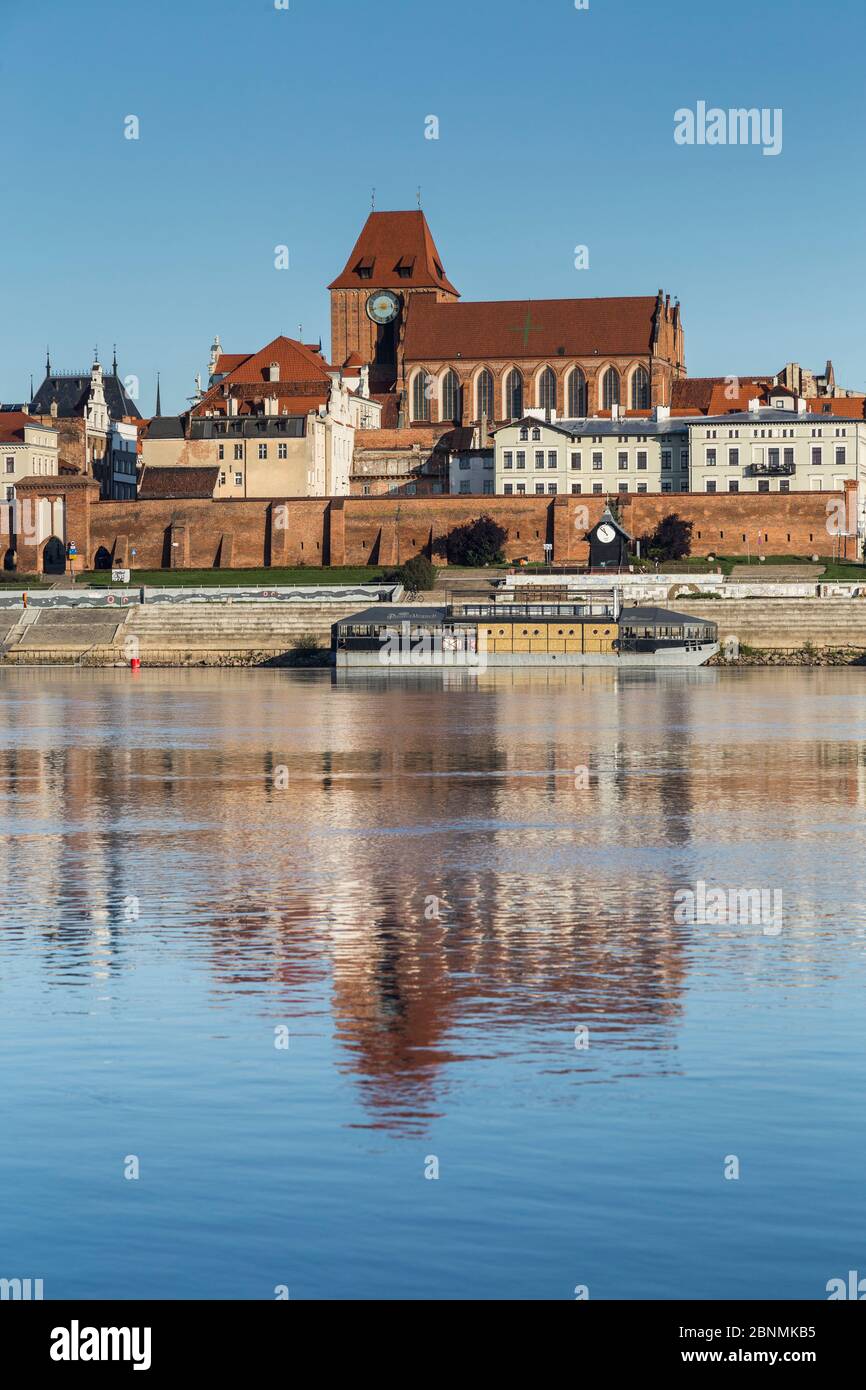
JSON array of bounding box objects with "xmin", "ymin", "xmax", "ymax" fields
[
  {"xmin": 0, "ymin": 411, "xmax": 55, "ymax": 442},
  {"xmin": 193, "ymin": 336, "xmax": 332, "ymax": 416},
  {"xmin": 138, "ymin": 466, "xmax": 219, "ymax": 499},
  {"xmin": 402, "ymin": 295, "xmax": 661, "ymax": 362},
  {"xmin": 671, "ymin": 376, "xmax": 770, "ymax": 413},
  {"xmin": 328, "ymin": 210, "xmax": 459, "ymax": 296},
  {"xmin": 213, "ymin": 353, "xmax": 251, "ymax": 377},
  {"xmin": 343, "ymin": 352, "xmax": 365, "ymax": 368}
]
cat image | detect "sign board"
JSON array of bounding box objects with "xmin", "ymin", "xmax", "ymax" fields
[{"xmin": 112, "ymin": 569, "xmax": 131, "ymax": 584}]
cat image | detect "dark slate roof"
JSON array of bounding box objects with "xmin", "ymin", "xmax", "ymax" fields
[
  {"xmin": 592, "ymin": 505, "xmax": 634, "ymax": 541},
  {"xmin": 145, "ymin": 415, "xmax": 185, "ymax": 439},
  {"xmin": 138, "ymin": 466, "xmax": 219, "ymax": 500},
  {"xmin": 621, "ymin": 605, "xmax": 717, "ymax": 626},
  {"xmin": 336, "ymin": 606, "xmax": 448, "ymax": 629},
  {"xmin": 30, "ymin": 372, "xmax": 142, "ymax": 421},
  {"xmin": 190, "ymin": 415, "xmax": 307, "ymax": 440}
]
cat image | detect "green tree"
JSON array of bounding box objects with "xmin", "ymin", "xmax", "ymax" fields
[{"xmin": 435, "ymin": 516, "xmax": 507, "ymax": 566}]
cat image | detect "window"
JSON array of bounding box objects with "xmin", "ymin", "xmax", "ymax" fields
[
  {"xmin": 680, "ymin": 449, "xmax": 689, "ymax": 469},
  {"xmin": 476, "ymin": 369, "xmax": 494, "ymax": 421},
  {"xmin": 219, "ymin": 471, "xmax": 226, "ymax": 485},
  {"xmin": 505, "ymin": 369, "xmax": 524, "ymax": 419},
  {"xmin": 218, "ymin": 444, "xmax": 224, "ymax": 461},
  {"xmin": 535, "ymin": 482, "xmax": 545, "ymax": 494},
  {"xmin": 784, "ymin": 447, "xmax": 794, "ymax": 467},
  {"xmin": 728, "ymin": 447, "xmax": 739, "ymax": 467},
  {"xmin": 602, "ymin": 367, "xmax": 620, "ymax": 409},
  {"xmin": 779, "ymin": 479, "xmax": 790, "ymax": 493},
  {"xmin": 835, "ymin": 446, "xmax": 847, "ymax": 466},
  {"xmin": 458, "ymin": 459, "xmax": 470, "ymax": 470},
  {"xmin": 547, "ymin": 482, "xmax": 557, "ymax": 494},
  {"xmin": 637, "ymin": 451, "xmax": 648, "ymax": 470},
  {"xmin": 504, "ymin": 451, "xmax": 514, "ymax": 470},
  {"xmin": 532, "ymin": 427, "xmax": 541, "ymax": 441},
  {"xmin": 768, "ymin": 448, "xmax": 779, "ymax": 468},
  {"xmin": 706, "ymin": 448, "xmax": 717, "ymax": 466},
  {"xmin": 362, "ymin": 484, "xmax": 371, "ymax": 495},
  {"xmin": 504, "ymin": 483, "xmax": 513, "ymax": 495},
  {"xmin": 483, "ymin": 480, "xmax": 493, "ymax": 495},
  {"xmin": 535, "ymin": 451, "xmax": 545, "ymax": 469},
  {"xmin": 4, "ymin": 485, "xmax": 13, "ymax": 500},
  {"xmin": 812, "ymin": 447, "xmax": 822, "ymax": 466},
  {"xmin": 459, "ymin": 480, "xmax": 470, "ymax": 494},
  {"xmin": 636, "ymin": 482, "xmax": 647, "ymax": 493},
  {"xmin": 516, "ymin": 451, "xmax": 526, "ymax": 469},
  {"xmin": 660, "ymin": 451, "xmax": 671, "ymax": 471},
  {"xmin": 757, "ymin": 478, "xmax": 770, "ymax": 492},
  {"xmin": 516, "ymin": 483, "xmax": 526, "ymax": 494},
  {"xmin": 234, "ymin": 472, "xmax": 243, "ymax": 486},
  {"xmin": 4, "ymin": 458, "xmax": 14, "ymax": 474},
  {"xmin": 571, "ymin": 483, "xmax": 582, "ymax": 494},
  {"xmin": 233, "ymin": 444, "xmax": 243, "ymax": 460},
  {"xmin": 258, "ymin": 443, "xmax": 267, "ymax": 459},
  {"xmin": 547, "ymin": 451, "xmax": 557, "ymax": 469},
  {"xmin": 631, "ymin": 365, "xmax": 650, "ymax": 410},
  {"xmin": 592, "ymin": 482, "xmax": 603, "ymax": 494},
  {"xmin": 412, "ymin": 370, "xmax": 431, "ymax": 421},
  {"xmin": 618, "ymin": 451, "xmax": 628, "ymax": 470},
  {"xmin": 661, "ymin": 480, "xmax": 672, "ymax": 493},
  {"xmin": 592, "ymin": 452, "xmax": 603, "ymax": 470},
  {"xmin": 618, "ymin": 481, "xmax": 629, "ymax": 493},
  {"xmin": 571, "ymin": 452, "xmax": 582, "ymax": 470},
  {"xmin": 538, "ymin": 366, "xmax": 557, "ymax": 414},
  {"xmin": 567, "ymin": 368, "xmax": 587, "ymax": 417},
  {"xmin": 728, "ymin": 479, "xmax": 739, "ymax": 492},
  {"xmin": 278, "ymin": 443, "xmax": 287, "ymax": 459},
  {"xmin": 441, "ymin": 369, "xmax": 461, "ymax": 423},
  {"xmin": 706, "ymin": 479, "xmax": 717, "ymax": 493}
]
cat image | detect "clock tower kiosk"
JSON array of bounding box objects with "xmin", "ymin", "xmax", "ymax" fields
[{"xmin": 329, "ymin": 209, "xmax": 459, "ymax": 393}]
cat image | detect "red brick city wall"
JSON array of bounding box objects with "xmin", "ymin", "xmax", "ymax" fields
[{"xmin": 11, "ymin": 480, "xmax": 858, "ymax": 571}]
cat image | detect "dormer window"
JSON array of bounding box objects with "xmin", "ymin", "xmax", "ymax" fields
[
  {"xmin": 395, "ymin": 256, "xmax": 415, "ymax": 279},
  {"xmin": 434, "ymin": 260, "xmax": 445, "ymax": 279},
  {"xmin": 354, "ymin": 257, "xmax": 375, "ymax": 280}
]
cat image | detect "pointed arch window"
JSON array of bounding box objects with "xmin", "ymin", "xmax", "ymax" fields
[
  {"xmin": 567, "ymin": 368, "xmax": 587, "ymax": 417},
  {"xmin": 538, "ymin": 366, "xmax": 557, "ymax": 414},
  {"xmin": 505, "ymin": 369, "xmax": 524, "ymax": 420},
  {"xmin": 412, "ymin": 370, "xmax": 431, "ymax": 422},
  {"xmin": 476, "ymin": 369, "xmax": 494, "ymax": 421},
  {"xmin": 602, "ymin": 367, "xmax": 621, "ymax": 410},
  {"xmin": 441, "ymin": 369, "xmax": 461, "ymax": 423},
  {"xmin": 631, "ymin": 365, "xmax": 650, "ymax": 410}
]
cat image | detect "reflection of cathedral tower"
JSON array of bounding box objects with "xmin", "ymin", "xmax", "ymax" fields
[{"xmin": 328, "ymin": 210, "xmax": 459, "ymax": 393}]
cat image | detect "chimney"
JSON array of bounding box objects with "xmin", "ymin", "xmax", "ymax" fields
[
  {"xmin": 797, "ymin": 397, "xmax": 808, "ymax": 415},
  {"xmin": 268, "ymin": 363, "xmax": 280, "ymax": 383},
  {"xmin": 228, "ymin": 396, "xmax": 238, "ymax": 417},
  {"xmin": 654, "ymin": 404, "xmax": 670, "ymax": 421},
  {"xmin": 748, "ymin": 397, "xmax": 761, "ymax": 414},
  {"xmin": 359, "ymin": 364, "xmax": 370, "ymax": 399}
]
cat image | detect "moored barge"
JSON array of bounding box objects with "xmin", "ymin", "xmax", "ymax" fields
[{"xmin": 333, "ymin": 595, "xmax": 718, "ymax": 667}]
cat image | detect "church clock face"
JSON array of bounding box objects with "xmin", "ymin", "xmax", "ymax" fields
[
  {"xmin": 597, "ymin": 524, "xmax": 616, "ymax": 545},
  {"xmin": 366, "ymin": 290, "xmax": 401, "ymax": 325}
]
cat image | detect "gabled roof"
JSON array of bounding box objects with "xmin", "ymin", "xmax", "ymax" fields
[
  {"xmin": 403, "ymin": 295, "xmax": 661, "ymax": 362},
  {"xmin": 0, "ymin": 411, "xmax": 57, "ymax": 443},
  {"xmin": 193, "ymin": 336, "xmax": 333, "ymax": 416},
  {"xmin": 593, "ymin": 505, "xmax": 633, "ymax": 541},
  {"xmin": 328, "ymin": 210, "xmax": 459, "ymax": 296},
  {"xmin": 30, "ymin": 371, "xmax": 142, "ymax": 421},
  {"xmin": 212, "ymin": 353, "xmax": 251, "ymax": 378}
]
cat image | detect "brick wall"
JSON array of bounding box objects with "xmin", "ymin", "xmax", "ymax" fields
[{"xmin": 12, "ymin": 479, "xmax": 858, "ymax": 572}]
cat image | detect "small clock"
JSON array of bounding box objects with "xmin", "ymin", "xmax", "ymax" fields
[
  {"xmin": 366, "ymin": 290, "xmax": 401, "ymax": 325},
  {"xmin": 596, "ymin": 523, "xmax": 616, "ymax": 545}
]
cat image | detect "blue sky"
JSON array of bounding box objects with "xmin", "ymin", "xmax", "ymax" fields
[{"xmin": 3, "ymin": 0, "xmax": 865, "ymax": 413}]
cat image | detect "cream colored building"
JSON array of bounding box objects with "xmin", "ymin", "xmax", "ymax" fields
[
  {"xmin": 1, "ymin": 412, "xmax": 59, "ymax": 500},
  {"xmin": 493, "ymin": 407, "xmax": 690, "ymax": 497}
]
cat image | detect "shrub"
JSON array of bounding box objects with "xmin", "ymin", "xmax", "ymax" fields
[
  {"xmin": 397, "ymin": 554, "xmax": 437, "ymax": 591},
  {"xmin": 434, "ymin": 515, "xmax": 507, "ymax": 567}
]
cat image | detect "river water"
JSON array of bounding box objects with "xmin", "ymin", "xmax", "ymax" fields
[{"xmin": 1, "ymin": 666, "xmax": 864, "ymax": 1300}]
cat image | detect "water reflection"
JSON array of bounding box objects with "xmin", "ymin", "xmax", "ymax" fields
[{"xmin": 3, "ymin": 667, "xmax": 866, "ymax": 1142}]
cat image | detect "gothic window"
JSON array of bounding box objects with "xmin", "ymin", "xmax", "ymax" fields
[
  {"xmin": 476, "ymin": 369, "xmax": 494, "ymax": 420},
  {"xmin": 441, "ymin": 369, "xmax": 461, "ymax": 423},
  {"xmin": 567, "ymin": 368, "xmax": 587, "ymax": 417},
  {"xmin": 631, "ymin": 365, "xmax": 650, "ymax": 410},
  {"xmin": 602, "ymin": 367, "xmax": 621, "ymax": 409},
  {"xmin": 538, "ymin": 366, "xmax": 557, "ymax": 414},
  {"xmin": 505, "ymin": 369, "xmax": 524, "ymax": 420},
  {"xmin": 412, "ymin": 370, "xmax": 431, "ymax": 422}
]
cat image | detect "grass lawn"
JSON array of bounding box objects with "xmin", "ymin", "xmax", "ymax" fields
[{"xmin": 81, "ymin": 565, "xmax": 392, "ymax": 588}]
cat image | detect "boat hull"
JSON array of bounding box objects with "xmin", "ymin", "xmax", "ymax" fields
[{"xmin": 336, "ymin": 643, "xmax": 719, "ymax": 669}]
